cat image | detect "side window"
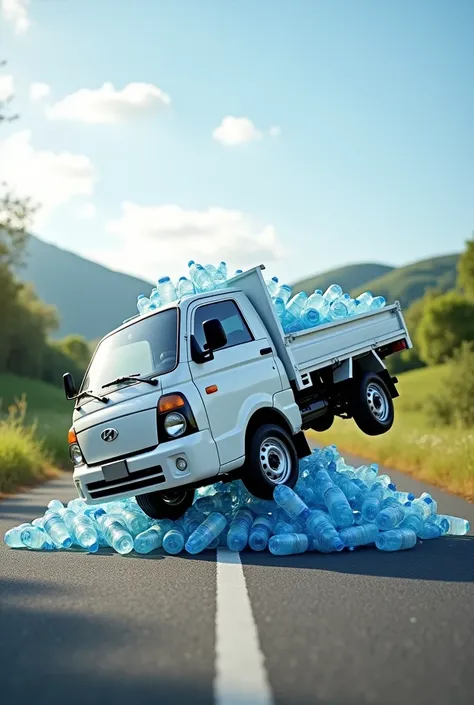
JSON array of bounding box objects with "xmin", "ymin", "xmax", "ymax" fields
[{"xmin": 193, "ymin": 300, "xmax": 253, "ymax": 350}]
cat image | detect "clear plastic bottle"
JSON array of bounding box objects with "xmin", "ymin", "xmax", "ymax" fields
[
  {"xmin": 339, "ymin": 523, "xmax": 379, "ymax": 547},
  {"xmin": 400, "ymin": 503, "xmax": 425, "ymax": 535},
  {"xmin": 274, "ymin": 284, "xmax": 292, "ymax": 304},
  {"xmin": 356, "ymin": 291, "xmax": 373, "ymax": 306},
  {"xmin": 177, "ymin": 276, "xmax": 195, "ymax": 298},
  {"xmin": 375, "ymin": 528, "xmax": 417, "ymax": 552},
  {"xmin": 306, "ymin": 510, "xmax": 345, "ymax": 552},
  {"xmin": 61, "ymin": 509, "xmax": 99, "ymax": 551},
  {"xmin": 328, "ymin": 470, "xmax": 366, "ymax": 509},
  {"xmin": 323, "ymin": 284, "xmax": 343, "ymax": 302},
  {"xmin": 417, "ymin": 522, "xmax": 443, "ymax": 540},
  {"xmin": 313, "ymin": 470, "xmax": 353, "ymax": 528},
  {"xmin": 193, "ymin": 496, "xmax": 216, "ymax": 514},
  {"xmin": 435, "ymin": 514, "xmax": 470, "ymax": 536},
  {"xmin": 48, "ymin": 499, "xmax": 65, "ymax": 513},
  {"xmin": 369, "ymin": 296, "xmax": 386, "ymax": 310},
  {"xmin": 393, "ymin": 490, "xmax": 415, "ymax": 503},
  {"xmin": 273, "ymin": 520, "xmax": 301, "ymax": 535},
  {"xmin": 204, "ymin": 264, "xmax": 217, "ymax": 279},
  {"xmin": 266, "ymin": 276, "xmax": 279, "ymax": 296},
  {"xmin": 162, "ymin": 527, "xmax": 186, "ymax": 554},
  {"xmin": 249, "ymin": 515, "xmax": 275, "ymax": 551},
  {"xmin": 4, "ymin": 523, "xmax": 31, "ymax": 548},
  {"xmin": 285, "ymin": 292, "xmax": 308, "ymax": 323},
  {"xmin": 361, "ymin": 486, "xmax": 385, "ymax": 521},
  {"xmin": 97, "ymin": 514, "xmax": 133, "ymax": 554},
  {"xmin": 185, "ymin": 512, "xmax": 227, "ymax": 554},
  {"xmin": 375, "ymin": 500, "xmax": 406, "ymax": 531},
  {"xmin": 20, "ymin": 526, "xmax": 55, "ymax": 550},
  {"xmin": 134, "ymin": 520, "xmax": 174, "ymax": 554},
  {"xmin": 227, "ymin": 509, "xmax": 254, "ymax": 551},
  {"xmin": 157, "ymin": 276, "xmax": 177, "ymax": 304},
  {"xmin": 188, "ymin": 261, "xmax": 215, "ymax": 292},
  {"xmin": 137, "ymin": 295, "xmax": 151, "ymax": 315},
  {"xmin": 244, "ymin": 496, "xmax": 275, "ymax": 515},
  {"xmin": 67, "ymin": 498, "xmax": 87, "ymax": 513},
  {"xmin": 273, "ymin": 297, "xmax": 286, "ymax": 318},
  {"xmin": 273, "ymin": 485, "xmax": 310, "ymax": 523},
  {"xmin": 215, "ymin": 262, "xmax": 228, "ymax": 286},
  {"xmin": 327, "ymin": 300, "xmax": 348, "ymax": 321},
  {"xmin": 269, "ymin": 533, "xmax": 309, "ymax": 556},
  {"xmin": 43, "ymin": 511, "xmax": 73, "ymax": 548},
  {"xmin": 300, "ymin": 307, "xmax": 323, "ymax": 328},
  {"xmin": 111, "ymin": 508, "xmax": 149, "ymax": 536}
]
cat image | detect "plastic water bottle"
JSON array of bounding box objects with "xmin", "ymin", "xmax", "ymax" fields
[
  {"xmin": 339, "ymin": 523, "xmax": 379, "ymax": 548},
  {"xmin": 215, "ymin": 261, "xmax": 228, "ymax": 285},
  {"xmin": 273, "ymin": 520, "xmax": 301, "ymax": 535},
  {"xmin": 48, "ymin": 499, "xmax": 64, "ymax": 513},
  {"xmin": 356, "ymin": 463, "xmax": 379, "ymax": 486},
  {"xmin": 418, "ymin": 522, "xmax": 443, "ymax": 540},
  {"xmin": 306, "ymin": 291, "xmax": 330, "ymax": 315},
  {"xmin": 393, "ymin": 490, "xmax": 415, "ymax": 503},
  {"xmin": 435, "ymin": 514, "xmax": 470, "ymax": 536},
  {"xmin": 419, "ymin": 492, "xmax": 438, "ymax": 515},
  {"xmin": 177, "ymin": 276, "xmax": 195, "ymax": 298},
  {"xmin": 375, "ymin": 528, "xmax": 417, "ymax": 552},
  {"xmin": 185, "ymin": 512, "xmax": 227, "ymax": 554},
  {"xmin": 273, "ymin": 485, "xmax": 310, "ymax": 523},
  {"xmin": 323, "ymin": 284, "xmax": 343, "ymax": 302},
  {"xmin": 328, "ymin": 471, "xmax": 366, "ymax": 509},
  {"xmin": 134, "ymin": 520, "xmax": 174, "ymax": 554},
  {"xmin": 269, "ymin": 533, "xmax": 309, "ymax": 556},
  {"xmin": 285, "ymin": 292, "xmax": 308, "ymax": 323},
  {"xmin": 97, "ymin": 514, "xmax": 133, "ymax": 555},
  {"xmin": 375, "ymin": 500, "xmax": 406, "ymax": 531},
  {"xmin": 274, "ymin": 284, "xmax": 292, "ymax": 304},
  {"xmin": 162, "ymin": 527, "xmax": 186, "ymax": 554},
  {"xmin": 306, "ymin": 510, "xmax": 345, "ymax": 552},
  {"xmin": 4, "ymin": 523, "xmax": 31, "ymax": 548},
  {"xmin": 20, "ymin": 526, "xmax": 55, "ymax": 550},
  {"xmin": 249, "ymin": 515, "xmax": 275, "ymax": 551},
  {"xmin": 157, "ymin": 276, "xmax": 177, "ymax": 304},
  {"xmin": 356, "ymin": 291, "xmax": 373, "ymax": 306},
  {"xmin": 112, "ymin": 508, "xmax": 149, "ymax": 536},
  {"xmin": 61, "ymin": 509, "xmax": 98, "ymax": 551},
  {"xmin": 244, "ymin": 496, "xmax": 275, "ymax": 515},
  {"xmin": 204, "ymin": 264, "xmax": 217, "ymax": 279},
  {"xmin": 369, "ymin": 296, "xmax": 386, "ymax": 310},
  {"xmin": 300, "ymin": 306, "xmax": 323, "ymax": 328},
  {"xmin": 137, "ymin": 295, "xmax": 151, "ymax": 315},
  {"xmin": 266, "ymin": 276, "xmax": 279, "ymax": 296},
  {"xmin": 273, "ymin": 297, "xmax": 286, "ymax": 318},
  {"xmin": 412, "ymin": 497, "xmax": 434, "ymax": 521},
  {"xmin": 188, "ymin": 261, "xmax": 215, "ymax": 292},
  {"xmin": 327, "ymin": 299, "xmax": 348, "ymax": 321},
  {"xmin": 67, "ymin": 498, "xmax": 87, "ymax": 513},
  {"xmin": 43, "ymin": 511, "xmax": 73, "ymax": 548},
  {"xmin": 400, "ymin": 503, "xmax": 425, "ymax": 535},
  {"xmin": 361, "ymin": 486, "xmax": 385, "ymax": 521},
  {"xmin": 313, "ymin": 470, "xmax": 353, "ymax": 528},
  {"xmin": 227, "ymin": 509, "xmax": 253, "ymax": 551},
  {"xmin": 193, "ymin": 496, "xmax": 216, "ymax": 515}
]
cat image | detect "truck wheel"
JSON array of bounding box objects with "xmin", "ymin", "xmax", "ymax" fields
[
  {"xmin": 136, "ymin": 488, "xmax": 195, "ymax": 520},
  {"xmin": 351, "ymin": 372, "xmax": 394, "ymax": 436},
  {"xmin": 242, "ymin": 424, "xmax": 299, "ymax": 500},
  {"xmin": 310, "ymin": 411, "xmax": 334, "ymax": 432}
]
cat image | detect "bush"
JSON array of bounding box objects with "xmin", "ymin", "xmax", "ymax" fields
[
  {"xmin": 0, "ymin": 396, "xmax": 55, "ymax": 494},
  {"xmin": 417, "ymin": 291, "xmax": 474, "ymax": 365},
  {"xmin": 425, "ymin": 342, "xmax": 474, "ymax": 428}
]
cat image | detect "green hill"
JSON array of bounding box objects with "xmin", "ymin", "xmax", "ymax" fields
[
  {"xmin": 350, "ymin": 253, "xmax": 460, "ymax": 307},
  {"xmin": 293, "ymin": 263, "xmax": 393, "ymax": 296},
  {"xmin": 19, "ymin": 235, "xmax": 152, "ymax": 340}
]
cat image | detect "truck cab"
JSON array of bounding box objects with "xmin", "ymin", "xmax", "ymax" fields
[{"xmin": 65, "ymin": 266, "xmax": 411, "ymax": 519}]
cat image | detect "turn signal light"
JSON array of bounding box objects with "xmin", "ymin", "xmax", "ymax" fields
[
  {"xmin": 391, "ymin": 340, "xmax": 408, "ymax": 353},
  {"xmin": 158, "ymin": 394, "xmax": 186, "ymax": 413},
  {"xmin": 68, "ymin": 427, "xmax": 77, "ymax": 445}
]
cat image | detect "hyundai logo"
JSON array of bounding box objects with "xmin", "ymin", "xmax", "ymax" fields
[{"xmin": 101, "ymin": 428, "xmax": 119, "ymax": 442}]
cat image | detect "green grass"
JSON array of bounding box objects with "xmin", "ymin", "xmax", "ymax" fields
[
  {"xmin": 314, "ymin": 365, "xmax": 474, "ymax": 501},
  {"xmin": 0, "ymin": 373, "xmax": 72, "ymax": 468}
]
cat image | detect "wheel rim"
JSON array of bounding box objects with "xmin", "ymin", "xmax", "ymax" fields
[
  {"xmin": 259, "ymin": 436, "xmax": 292, "ymax": 484},
  {"xmin": 162, "ymin": 490, "xmax": 188, "ymax": 506},
  {"xmin": 366, "ymin": 382, "xmax": 390, "ymax": 423}
]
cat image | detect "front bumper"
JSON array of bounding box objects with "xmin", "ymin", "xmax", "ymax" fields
[{"xmin": 73, "ymin": 429, "xmax": 220, "ymax": 503}]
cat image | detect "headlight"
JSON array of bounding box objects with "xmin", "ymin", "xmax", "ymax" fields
[
  {"xmin": 164, "ymin": 412, "xmax": 187, "ymax": 438},
  {"xmin": 69, "ymin": 443, "xmax": 84, "ymax": 465}
]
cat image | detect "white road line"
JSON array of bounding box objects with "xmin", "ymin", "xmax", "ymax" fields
[{"xmin": 215, "ymin": 548, "xmax": 274, "ymax": 705}]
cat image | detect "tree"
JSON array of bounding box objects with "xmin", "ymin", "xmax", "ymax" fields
[
  {"xmin": 417, "ymin": 290, "xmax": 474, "ymax": 365},
  {"xmin": 386, "ymin": 290, "xmax": 440, "ymax": 374},
  {"xmin": 56, "ymin": 335, "xmax": 92, "ymax": 371},
  {"xmin": 458, "ymin": 235, "xmax": 474, "ymax": 300},
  {"xmin": 425, "ymin": 342, "xmax": 474, "ymax": 428}
]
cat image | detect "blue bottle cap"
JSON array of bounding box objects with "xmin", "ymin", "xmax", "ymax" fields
[
  {"xmin": 137, "ymin": 294, "xmax": 145, "ymax": 299},
  {"xmin": 188, "ymin": 260, "xmax": 195, "ymax": 267},
  {"xmin": 196, "ymin": 264, "xmax": 204, "ymax": 269},
  {"xmin": 272, "ymin": 276, "xmax": 279, "ymax": 283},
  {"xmin": 178, "ymin": 276, "xmax": 187, "ymax": 281},
  {"xmin": 158, "ymin": 276, "xmax": 170, "ymax": 284},
  {"xmin": 220, "ymin": 261, "xmax": 227, "ymax": 265}
]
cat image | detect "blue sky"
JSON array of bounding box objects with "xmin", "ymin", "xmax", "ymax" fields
[{"xmin": 1, "ymin": 0, "xmax": 473, "ymax": 284}]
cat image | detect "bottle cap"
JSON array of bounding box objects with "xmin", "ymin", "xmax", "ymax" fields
[
  {"xmin": 158, "ymin": 276, "xmax": 170, "ymax": 283},
  {"xmin": 272, "ymin": 276, "xmax": 279, "ymax": 283},
  {"xmin": 188, "ymin": 260, "xmax": 195, "ymax": 267},
  {"xmin": 178, "ymin": 276, "xmax": 186, "ymax": 281}
]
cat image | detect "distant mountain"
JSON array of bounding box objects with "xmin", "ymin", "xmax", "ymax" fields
[
  {"xmin": 17, "ymin": 235, "xmax": 461, "ymax": 341},
  {"xmin": 19, "ymin": 235, "xmax": 152, "ymax": 340},
  {"xmin": 293, "ymin": 263, "xmax": 394, "ymax": 296},
  {"xmin": 349, "ymin": 253, "xmax": 460, "ymax": 308}
]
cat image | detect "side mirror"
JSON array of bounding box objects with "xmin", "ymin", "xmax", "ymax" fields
[
  {"xmin": 63, "ymin": 372, "xmax": 78, "ymax": 400},
  {"xmin": 203, "ymin": 319, "xmax": 227, "ymax": 352}
]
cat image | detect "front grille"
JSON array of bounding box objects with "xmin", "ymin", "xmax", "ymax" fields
[{"xmin": 87, "ymin": 465, "xmax": 165, "ymax": 499}]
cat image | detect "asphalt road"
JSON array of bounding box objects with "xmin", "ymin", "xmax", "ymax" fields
[{"xmin": 1, "ymin": 457, "xmax": 473, "ymax": 705}]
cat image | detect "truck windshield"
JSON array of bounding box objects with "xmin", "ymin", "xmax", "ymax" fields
[{"xmin": 82, "ymin": 309, "xmax": 178, "ymax": 394}]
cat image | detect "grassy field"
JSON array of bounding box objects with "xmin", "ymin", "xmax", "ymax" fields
[
  {"xmin": 315, "ymin": 365, "xmax": 474, "ymax": 501},
  {"xmin": 0, "ymin": 373, "xmax": 72, "ymax": 493}
]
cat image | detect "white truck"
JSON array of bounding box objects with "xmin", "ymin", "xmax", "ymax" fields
[{"xmin": 64, "ymin": 265, "xmax": 412, "ymax": 519}]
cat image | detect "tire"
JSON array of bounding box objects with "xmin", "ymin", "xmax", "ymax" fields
[
  {"xmin": 242, "ymin": 423, "xmax": 299, "ymax": 499},
  {"xmin": 351, "ymin": 372, "xmax": 394, "ymax": 436},
  {"xmin": 136, "ymin": 488, "xmax": 195, "ymax": 520},
  {"xmin": 310, "ymin": 410, "xmax": 335, "ymax": 432}
]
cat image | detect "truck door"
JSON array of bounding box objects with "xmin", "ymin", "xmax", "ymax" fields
[{"xmin": 188, "ymin": 298, "xmax": 282, "ymax": 466}]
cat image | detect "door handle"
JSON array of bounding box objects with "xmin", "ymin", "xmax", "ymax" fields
[{"xmin": 260, "ymin": 347, "xmax": 272, "ymax": 356}]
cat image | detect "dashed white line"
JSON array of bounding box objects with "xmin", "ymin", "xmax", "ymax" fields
[{"xmin": 215, "ymin": 548, "xmax": 274, "ymax": 705}]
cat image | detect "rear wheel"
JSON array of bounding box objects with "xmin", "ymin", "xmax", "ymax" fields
[
  {"xmin": 310, "ymin": 410, "xmax": 335, "ymax": 432},
  {"xmin": 242, "ymin": 423, "xmax": 299, "ymax": 499},
  {"xmin": 351, "ymin": 372, "xmax": 394, "ymax": 436},
  {"xmin": 136, "ymin": 488, "xmax": 195, "ymax": 520}
]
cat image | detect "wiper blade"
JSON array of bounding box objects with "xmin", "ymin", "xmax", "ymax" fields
[
  {"xmin": 75, "ymin": 390, "xmax": 109, "ymax": 405},
  {"xmin": 102, "ymin": 374, "xmax": 158, "ymax": 389}
]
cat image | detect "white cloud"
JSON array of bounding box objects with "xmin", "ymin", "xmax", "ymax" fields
[
  {"xmin": 105, "ymin": 202, "xmax": 285, "ymax": 280},
  {"xmin": 0, "ymin": 130, "xmax": 96, "ymax": 224},
  {"xmin": 269, "ymin": 125, "xmax": 282, "ymax": 138},
  {"xmin": 0, "ymin": 74, "xmax": 14, "ymax": 102},
  {"xmin": 47, "ymin": 81, "xmax": 171, "ymax": 124},
  {"xmin": 76, "ymin": 202, "xmax": 96, "ymax": 219},
  {"xmin": 2, "ymin": 0, "xmax": 30, "ymax": 33},
  {"xmin": 30, "ymin": 82, "xmax": 51, "ymax": 102},
  {"xmin": 213, "ymin": 116, "xmax": 263, "ymax": 146}
]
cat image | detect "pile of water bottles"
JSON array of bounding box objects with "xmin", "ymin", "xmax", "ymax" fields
[
  {"xmin": 135, "ymin": 260, "xmax": 387, "ymax": 334},
  {"xmin": 4, "ymin": 446, "xmax": 469, "ymax": 557}
]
